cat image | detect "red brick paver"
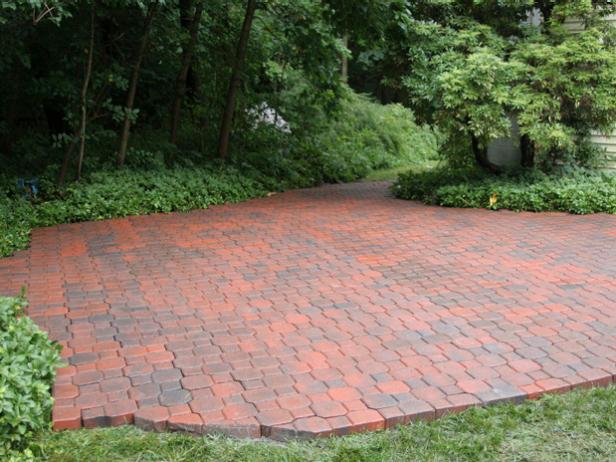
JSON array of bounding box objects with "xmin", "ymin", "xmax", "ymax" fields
[{"xmin": 1, "ymin": 181, "xmax": 615, "ymax": 438}]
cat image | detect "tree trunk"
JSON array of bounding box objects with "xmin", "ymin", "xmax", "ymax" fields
[
  {"xmin": 169, "ymin": 1, "xmax": 204, "ymax": 148},
  {"xmin": 217, "ymin": 0, "xmax": 257, "ymax": 159},
  {"xmin": 471, "ymin": 135, "xmax": 499, "ymax": 173},
  {"xmin": 76, "ymin": 6, "xmax": 96, "ymax": 181},
  {"xmin": 58, "ymin": 136, "xmax": 78, "ymax": 186},
  {"xmin": 2, "ymin": 61, "xmax": 22, "ymax": 156},
  {"xmin": 537, "ymin": 1, "xmax": 554, "ymax": 23},
  {"xmin": 180, "ymin": 0, "xmax": 201, "ymax": 100},
  {"xmin": 59, "ymin": 85, "xmax": 108, "ymax": 186},
  {"xmin": 116, "ymin": 4, "xmax": 157, "ymax": 166},
  {"xmin": 2, "ymin": 88, "xmax": 18, "ymax": 156},
  {"xmin": 520, "ymin": 134, "xmax": 535, "ymax": 168},
  {"xmin": 341, "ymin": 32, "xmax": 349, "ymax": 82}
]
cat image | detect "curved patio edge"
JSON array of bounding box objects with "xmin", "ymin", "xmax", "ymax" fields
[{"xmin": 53, "ymin": 371, "xmax": 614, "ymax": 440}]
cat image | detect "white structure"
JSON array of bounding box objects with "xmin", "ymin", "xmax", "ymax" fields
[
  {"xmin": 247, "ymin": 102, "xmax": 291, "ymax": 133},
  {"xmin": 487, "ymin": 115, "xmax": 521, "ymax": 168}
]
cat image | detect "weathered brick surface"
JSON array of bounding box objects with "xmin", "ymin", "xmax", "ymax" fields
[{"xmin": 1, "ymin": 181, "xmax": 615, "ymax": 437}]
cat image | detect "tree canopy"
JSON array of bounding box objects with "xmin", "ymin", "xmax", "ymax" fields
[{"xmin": 1, "ymin": 0, "xmax": 615, "ymax": 179}]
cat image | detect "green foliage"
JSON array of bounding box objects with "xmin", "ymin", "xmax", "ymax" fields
[
  {"xmin": 0, "ymin": 166, "xmax": 270, "ymax": 257},
  {"xmin": 0, "ymin": 296, "xmax": 63, "ymax": 461},
  {"xmin": 314, "ymin": 92, "xmax": 439, "ymax": 182},
  {"xmin": 395, "ymin": 167, "xmax": 616, "ymax": 214},
  {"xmin": 512, "ymin": 26, "xmax": 616, "ymax": 167},
  {"xmin": 0, "ymin": 196, "xmax": 34, "ymax": 258},
  {"xmin": 401, "ymin": 18, "xmax": 512, "ymax": 123},
  {"xmin": 35, "ymin": 167, "xmax": 268, "ymax": 224},
  {"xmin": 380, "ymin": 1, "xmax": 616, "ymax": 170},
  {"xmin": 436, "ymin": 47, "xmax": 524, "ymax": 150},
  {"xmin": 0, "ymin": 0, "xmax": 348, "ymax": 176},
  {"xmin": 0, "ymin": 0, "xmax": 71, "ymax": 25},
  {"xmin": 428, "ymin": 15, "xmax": 616, "ymax": 168},
  {"xmin": 0, "ymin": 92, "xmax": 437, "ymax": 258}
]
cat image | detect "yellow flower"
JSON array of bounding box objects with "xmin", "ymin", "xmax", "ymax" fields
[{"xmin": 489, "ymin": 193, "xmax": 498, "ymax": 207}]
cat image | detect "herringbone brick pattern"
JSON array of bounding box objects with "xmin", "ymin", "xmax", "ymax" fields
[{"xmin": 1, "ymin": 181, "xmax": 615, "ymax": 439}]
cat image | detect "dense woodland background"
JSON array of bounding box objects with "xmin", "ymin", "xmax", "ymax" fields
[
  {"xmin": 2, "ymin": 0, "xmax": 428, "ymax": 183},
  {"xmin": 1, "ymin": 1, "xmax": 616, "ymax": 258},
  {"xmin": 2, "ymin": 0, "xmax": 614, "ymax": 178}
]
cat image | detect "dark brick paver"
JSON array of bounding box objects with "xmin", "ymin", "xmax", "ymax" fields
[{"xmin": 1, "ymin": 181, "xmax": 616, "ymax": 438}]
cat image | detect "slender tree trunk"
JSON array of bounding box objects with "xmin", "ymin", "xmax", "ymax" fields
[
  {"xmin": 520, "ymin": 134, "xmax": 535, "ymax": 168},
  {"xmin": 59, "ymin": 86, "xmax": 108, "ymax": 185},
  {"xmin": 76, "ymin": 6, "xmax": 96, "ymax": 181},
  {"xmin": 471, "ymin": 135, "xmax": 499, "ymax": 173},
  {"xmin": 341, "ymin": 32, "xmax": 349, "ymax": 82},
  {"xmin": 116, "ymin": 4, "xmax": 157, "ymax": 166},
  {"xmin": 58, "ymin": 136, "xmax": 78, "ymax": 186},
  {"xmin": 169, "ymin": 1, "xmax": 204, "ymax": 148},
  {"xmin": 180, "ymin": 0, "xmax": 201, "ymax": 99},
  {"xmin": 2, "ymin": 64, "xmax": 22, "ymax": 156},
  {"xmin": 217, "ymin": 0, "xmax": 257, "ymax": 159},
  {"xmin": 2, "ymin": 91, "xmax": 18, "ymax": 156},
  {"xmin": 537, "ymin": 1, "xmax": 554, "ymax": 23}
]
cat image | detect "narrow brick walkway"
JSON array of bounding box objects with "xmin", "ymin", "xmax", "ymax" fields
[{"xmin": 1, "ymin": 181, "xmax": 615, "ymax": 439}]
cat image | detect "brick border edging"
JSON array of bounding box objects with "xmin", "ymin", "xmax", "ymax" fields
[{"xmin": 53, "ymin": 370, "xmax": 614, "ymax": 440}]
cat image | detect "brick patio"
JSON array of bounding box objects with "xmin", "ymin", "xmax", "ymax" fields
[{"xmin": 1, "ymin": 181, "xmax": 615, "ymax": 439}]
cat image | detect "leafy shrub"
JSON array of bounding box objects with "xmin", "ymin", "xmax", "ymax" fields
[
  {"xmin": 0, "ymin": 197, "xmax": 35, "ymax": 258},
  {"xmin": 231, "ymin": 132, "xmax": 327, "ymax": 191},
  {"xmin": 314, "ymin": 92, "xmax": 439, "ymax": 183},
  {"xmin": 0, "ymin": 166, "xmax": 270, "ymax": 257},
  {"xmin": 394, "ymin": 167, "xmax": 616, "ymax": 214},
  {"xmin": 404, "ymin": 4, "xmax": 616, "ymax": 170},
  {"xmin": 0, "ymin": 296, "xmax": 63, "ymax": 461},
  {"xmin": 234, "ymin": 90, "xmax": 439, "ymax": 187},
  {"xmin": 510, "ymin": 24, "xmax": 616, "ymax": 168},
  {"xmin": 34, "ymin": 167, "xmax": 268, "ymax": 225}
]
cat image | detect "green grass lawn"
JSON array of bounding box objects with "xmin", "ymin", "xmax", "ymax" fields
[
  {"xmin": 36, "ymin": 386, "xmax": 616, "ymax": 462},
  {"xmin": 364, "ymin": 160, "xmax": 440, "ymax": 182}
]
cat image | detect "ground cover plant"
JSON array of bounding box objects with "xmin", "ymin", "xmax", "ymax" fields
[
  {"xmin": 394, "ymin": 167, "xmax": 616, "ymax": 214},
  {"xmin": 0, "ymin": 296, "xmax": 63, "ymax": 462},
  {"xmin": 0, "ymin": 166, "xmax": 268, "ymax": 257}
]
